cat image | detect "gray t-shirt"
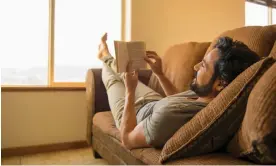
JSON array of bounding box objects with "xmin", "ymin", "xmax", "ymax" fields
[{"xmin": 136, "ymin": 90, "xmax": 207, "ymax": 148}]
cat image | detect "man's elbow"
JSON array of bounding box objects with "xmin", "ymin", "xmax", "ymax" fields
[
  {"xmin": 122, "ymin": 141, "xmax": 132, "ymax": 150},
  {"xmin": 121, "ymin": 137, "xmax": 133, "ymax": 150}
]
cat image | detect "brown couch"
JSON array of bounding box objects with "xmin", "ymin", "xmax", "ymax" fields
[{"xmin": 85, "ymin": 25, "xmax": 276, "ymax": 164}]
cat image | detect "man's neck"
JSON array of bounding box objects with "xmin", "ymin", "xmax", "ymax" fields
[{"xmin": 196, "ymin": 96, "xmax": 214, "ymax": 103}]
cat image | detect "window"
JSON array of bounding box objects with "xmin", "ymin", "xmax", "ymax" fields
[
  {"xmin": 245, "ymin": 0, "xmax": 276, "ymax": 26},
  {"xmin": 0, "ymin": 0, "xmax": 49, "ymax": 85},
  {"xmin": 273, "ymin": 8, "xmax": 276, "ymax": 24},
  {"xmin": 245, "ymin": 1, "xmax": 268, "ymax": 25},
  {"xmin": 0, "ymin": 0, "xmax": 122, "ymax": 86},
  {"xmin": 54, "ymin": 0, "xmax": 121, "ymax": 83}
]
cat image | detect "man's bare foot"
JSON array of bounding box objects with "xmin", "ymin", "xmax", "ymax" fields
[{"xmin": 97, "ymin": 33, "xmax": 110, "ymax": 60}]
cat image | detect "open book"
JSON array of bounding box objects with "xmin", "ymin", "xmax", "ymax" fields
[{"xmin": 114, "ymin": 41, "xmax": 147, "ymax": 73}]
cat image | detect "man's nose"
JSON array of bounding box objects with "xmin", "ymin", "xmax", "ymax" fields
[{"xmin": 194, "ymin": 62, "xmax": 200, "ymax": 71}]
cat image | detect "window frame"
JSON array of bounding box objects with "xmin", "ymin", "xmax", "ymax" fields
[
  {"xmin": 1, "ymin": 0, "xmax": 123, "ymax": 89},
  {"xmin": 268, "ymin": 5, "xmax": 273, "ymax": 24}
]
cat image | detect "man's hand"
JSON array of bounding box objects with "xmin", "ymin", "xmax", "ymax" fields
[
  {"xmin": 124, "ymin": 70, "xmax": 138, "ymax": 94},
  {"xmin": 145, "ymin": 51, "xmax": 179, "ymax": 96},
  {"xmin": 144, "ymin": 51, "xmax": 164, "ymax": 76}
]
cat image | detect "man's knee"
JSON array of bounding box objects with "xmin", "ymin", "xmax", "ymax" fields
[{"xmin": 103, "ymin": 75, "xmax": 122, "ymax": 90}]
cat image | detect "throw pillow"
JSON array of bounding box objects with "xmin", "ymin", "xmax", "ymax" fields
[
  {"xmin": 159, "ymin": 57, "xmax": 275, "ymax": 163},
  {"xmin": 227, "ymin": 62, "xmax": 276, "ymax": 164}
]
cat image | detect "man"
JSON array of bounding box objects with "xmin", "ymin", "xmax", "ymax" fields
[{"xmin": 97, "ymin": 33, "xmax": 260, "ymax": 149}]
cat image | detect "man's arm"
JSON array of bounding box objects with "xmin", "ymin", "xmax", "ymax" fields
[
  {"xmin": 144, "ymin": 51, "xmax": 179, "ymax": 96},
  {"xmin": 155, "ymin": 73, "xmax": 178, "ymax": 96},
  {"xmin": 120, "ymin": 91, "xmax": 150, "ymax": 149},
  {"xmin": 120, "ymin": 71, "xmax": 150, "ymax": 149}
]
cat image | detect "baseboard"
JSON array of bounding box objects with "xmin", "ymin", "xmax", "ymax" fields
[{"xmin": 1, "ymin": 140, "xmax": 89, "ymax": 157}]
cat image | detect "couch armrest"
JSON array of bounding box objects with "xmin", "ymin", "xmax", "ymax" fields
[
  {"xmin": 85, "ymin": 69, "xmax": 110, "ymax": 145},
  {"xmin": 85, "ymin": 68, "xmax": 152, "ymax": 145}
]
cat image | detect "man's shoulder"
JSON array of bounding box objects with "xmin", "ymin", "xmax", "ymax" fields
[
  {"xmin": 168, "ymin": 90, "xmax": 199, "ymax": 100},
  {"xmin": 155, "ymin": 90, "xmax": 206, "ymax": 112}
]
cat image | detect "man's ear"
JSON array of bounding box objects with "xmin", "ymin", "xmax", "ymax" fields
[
  {"xmin": 217, "ymin": 79, "xmax": 227, "ymax": 92},
  {"xmin": 213, "ymin": 79, "xmax": 225, "ymax": 92}
]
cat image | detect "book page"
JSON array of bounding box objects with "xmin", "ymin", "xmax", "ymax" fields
[
  {"xmin": 114, "ymin": 41, "xmax": 129, "ymax": 73},
  {"xmin": 127, "ymin": 41, "xmax": 147, "ymax": 71}
]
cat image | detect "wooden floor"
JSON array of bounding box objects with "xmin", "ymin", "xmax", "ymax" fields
[{"xmin": 1, "ymin": 147, "xmax": 108, "ymax": 165}]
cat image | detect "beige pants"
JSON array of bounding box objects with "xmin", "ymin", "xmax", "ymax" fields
[{"xmin": 101, "ymin": 55, "xmax": 162, "ymax": 128}]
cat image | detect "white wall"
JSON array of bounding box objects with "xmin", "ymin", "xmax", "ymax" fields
[{"xmin": 130, "ymin": 0, "xmax": 245, "ymax": 55}]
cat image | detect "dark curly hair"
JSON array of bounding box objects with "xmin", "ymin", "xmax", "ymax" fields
[{"xmin": 214, "ymin": 37, "xmax": 260, "ymax": 87}]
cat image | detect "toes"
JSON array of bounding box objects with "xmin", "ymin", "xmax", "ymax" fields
[{"xmin": 101, "ymin": 33, "xmax": 107, "ymax": 42}]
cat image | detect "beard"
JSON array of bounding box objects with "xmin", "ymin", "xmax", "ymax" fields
[{"xmin": 190, "ymin": 73, "xmax": 216, "ymax": 97}]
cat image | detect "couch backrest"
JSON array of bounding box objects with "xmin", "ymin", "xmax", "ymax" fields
[
  {"xmin": 206, "ymin": 25, "xmax": 276, "ymax": 58},
  {"xmin": 148, "ymin": 42, "xmax": 210, "ymax": 96},
  {"xmin": 269, "ymin": 41, "xmax": 276, "ymax": 59},
  {"xmin": 148, "ymin": 25, "xmax": 276, "ymax": 96}
]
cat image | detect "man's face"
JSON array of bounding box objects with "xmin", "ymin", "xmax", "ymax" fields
[{"xmin": 190, "ymin": 48, "xmax": 220, "ymax": 97}]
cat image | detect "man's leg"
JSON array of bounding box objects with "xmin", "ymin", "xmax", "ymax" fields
[
  {"xmin": 99, "ymin": 33, "xmax": 162, "ymax": 128},
  {"xmin": 101, "ymin": 56, "xmax": 162, "ymax": 128},
  {"xmin": 101, "ymin": 61, "xmax": 125, "ymax": 128}
]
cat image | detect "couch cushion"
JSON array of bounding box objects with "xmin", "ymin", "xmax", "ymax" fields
[
  {"xmin": 93, "ymin": 111, "xmax": 251, "ymax": 165},
  {"xmin": 148, "ymin": 42, "xmax": 211, "ymax": 96},
  {"xmin": 131, "ymin": 148, "xmax": 161, "ymax": 164},
  {"xmin": 227, "ymin": 62, "xmax": 276, "ymax": 164},
  {"xmin": 93, "ymin": 125, "xmax": 145, "ymax": 164},
  {"xmin": 159, "ymin": 57, "xmax": 275, "ymax": 163},
  {"xmin": 131, "ymin": 148, "xmax": 251, "ymax": 165},
  {"xmin": 166, "ymin": 153, "xmax": 252, "ymax": 165},
  {"xmin": 93, "ymin": 111, "xmax": 121, "ymax": 141},
  {"xmin": 206, "ymin": 25, "xmax": 276, "ymax": 58}
]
